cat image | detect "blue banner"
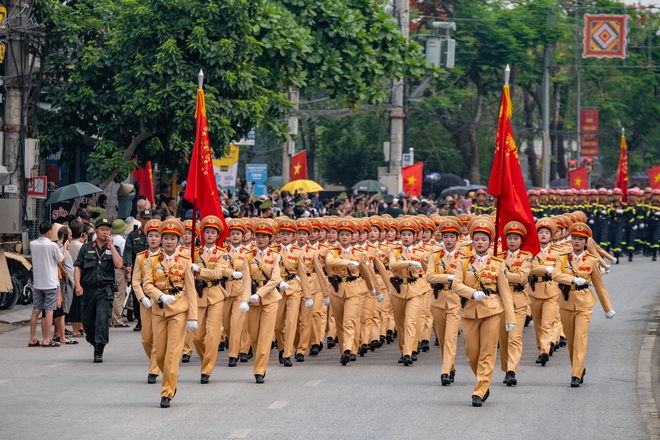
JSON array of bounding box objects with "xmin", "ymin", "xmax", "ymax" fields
[{"xmin": 246, "ymin": 164, "xmax": 268, "ymax": 196}]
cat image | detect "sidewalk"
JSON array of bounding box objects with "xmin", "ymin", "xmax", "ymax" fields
[{"xmin": 0, "ymin": 304, "xmax": 33, "ymax": 325}]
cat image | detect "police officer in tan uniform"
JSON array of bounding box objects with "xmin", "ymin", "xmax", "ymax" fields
[
  {"xmin": 180, "ymin": 219, "xmax": 196, "ymax": 363},
  {"xmin": 142, "ymin": 219, "xmax": 197, "ymax": 408}
]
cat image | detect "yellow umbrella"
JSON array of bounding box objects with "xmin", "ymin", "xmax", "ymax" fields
[{"xmin": 281, "ymin": 179, "xmax": 324, "ymax": 193}]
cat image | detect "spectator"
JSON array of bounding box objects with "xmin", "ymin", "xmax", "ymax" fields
[
  {"xmin": 28, "ymin": 221, "xmax": 68, "ymax": 348},
  {"xmin": 109, "ymin": 219, "xmax": 129, "ymax": 327},
  {"xmin": 90, "ymin": 194, "xmax": 108, "ymax": 220},
  {"xmin": 67, "ymin": 220, "xmax": 85, "ymax": 337},
  {"xmin": 53, "ymin": 226, "xmax": 78, "ymax": 345},
  {"xmin": 116, "ymin": 183, "xmax": 135, "ymax": 220},
  {"xmin": 384, "ymin": 197, "xmax": 404, "ymax": 218},
  {"xmin": 136, "ymin": 197, "xmax": 151, "ymax": 213}
]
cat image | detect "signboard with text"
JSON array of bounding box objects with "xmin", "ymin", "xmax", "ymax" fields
[
  {"xmin": 580, "ymin": 109, "xmax": 599, "ymax": 157},
  {"xmin": 246, "ymin": 164, "xmax": 268, "ymax": 196}
]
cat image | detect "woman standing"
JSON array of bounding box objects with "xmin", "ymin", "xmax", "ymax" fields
[{"xmin": 453, "ymin": 219, "xmax": 515, "ymax": 407}]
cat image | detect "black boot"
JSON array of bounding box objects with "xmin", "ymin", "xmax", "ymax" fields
[
  {"xmin": 359, "ymin": 344, "xmax": 368, "ymax": 357},
  {"xmin": 310, "ymin": 344, "xmax": 320, "ymax": 356},
  {"xmin": 247, "ymin": 347, "xmax": 254, "ymax": 360},
  {"xmin": 614, "ymin": 252, "xmax": 621, "ymax": 264},
  {"xmin": 278, "ymin": 350, "xmax": 284, "ymax": 364},
  {"xmin": 94, "ymin": 343, "xmax": 105, "ymax": 363},
  {"xmin": 653, "ymin": 249, "xmax": 658, "ymax": 262},
  {"xmin": 341, "ymin": 350, "xmax": 350, "ymax": 366},
  {"xmin": 506, "ymin": 371, "xmax": 517, "ymax": 386},
  {"xmin": 182, "ymin": 354, "xmax": 191, "ymax": 363},
  {"xmin": 449, "ymin": 370, "xmax": 455, "ymax": 383},
  {"xmin": 441, "ymin": 374, "xmax": 451, "ymax": 386},
  {"xmin": 628, "ymin": 252, "xmax": 633, "ymax": 262},
  {"xmin": 420, "ymin": 340, "xmax": 430, "ymax": 352}
]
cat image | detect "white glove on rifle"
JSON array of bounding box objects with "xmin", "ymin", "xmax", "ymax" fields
[
  {"xmin": 605, "ymin": 309, "xmax": 616, "ymax": 319},
  {"xmin": 187, "ymin": 320, "xmax": 198, "ymax": 331},
  {"xmin": 191, "ymin": 264, "xmax": 200, "ymax": 273},
  {"xmin": 279, "ymin": 281, "xmax": 289, "ymax": 290},
  {"xmin": 640, "ymin": 223, "xmax": 646, "ymax": 228},
  {"xmin": 505, "ymin": 323, "xmax": 516, "ymax": 332},
  {"xmin": 159, "ymin": 294, "xmax": 176, "ymax": 305},
  {"xmin": 232, "ymin": 271, "xmax": 243, "ymax": 280},
  {"xmin": 546, "ymin": 266, "xmax": 554, "ymax": 275},
  {"xmin": 376, "ymin": 294, "xmax": 384, "ymax": 303},
  {"xmin": 139, "ymin": 297, "xmax": 152, "ymax": 309},
  {"xmin": 305, "ymin": 298, "xmax": 313, "ymax": 308},
  {"xmin": 409, "ymin": 261, "xmax": 422, "ymax": 269},
  {"xmin": 572, "ymin": 277, "xmax": 586, "ymax": 286},
  {"xmin": 323, "ymin": 296, "xmax": 331, "ymax": 307},
  {"xmin": 250, "ymin": 293, "xmax": 260, "ymax": 303},
  {"xmin": 601, "ymin": 210, "xmax": 608, "ymax": 215},
  {"xmin": 616, "ymin": 209, "xmax": 623, "ymax": 214},
  {"xmin": 447, "ymin": 274, "xmax": 455, "ymax": 281},
  {"xmin": 348, "ymin": 261, "xmax": 359, "ymax": 267},
  {"xmin": 238, "ymin": 302, "xmax": 249, "ymax": 313},
  {"xmin": 632, "ymin": 225, "xmax": 638, "ymax": 230},
  {"xmin": 472, "ymin": 291, "xmax": 486, "ymax": 301}
]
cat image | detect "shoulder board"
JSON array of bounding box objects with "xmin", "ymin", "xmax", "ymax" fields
[
  {"xmin": 292, "ymin": 245, "xmax": 301, "ymax": 250},
  {"xmin": 586, "ymin": 252, "xmax": 599, "ymax": 259},
  {"xmin": 136, "ymin": 250, "xmax": 147, "ymax": 256},
  {"xmin": 216, "ymin": 246, "xmax": 224, "ymax": 250},
  {"xmin": 520, "ymin": 250, "xmax": 532, "ymax": 255},
  {"xmin": 491, "ymin": 256, "xmax": 504, "ymax": 262},
  {"xmin": 178, "ymin": 254, "xmax": 190, "ymax": 260}
]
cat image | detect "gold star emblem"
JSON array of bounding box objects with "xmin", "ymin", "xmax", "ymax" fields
[
  {"xmin": 577, "ymin": 225, "xmax": 583, "ymax": 231},
  {"xmin": 655, "ymin": 174, "xmax": 660, "ymax": 183},
  {"xmin": 168, "ymin": 223, "xmax": 174, "ymax": 229},
  {"xmin": 574, "ymin": 177, "xmax": 582, "ymax": 187},
  {"xmin": 293, "ymin": 163, "xmax": 301, "ymax": 175},
  {"xmin": 407, "ymin": 175, "xmax": 416, "ymax": 185}
]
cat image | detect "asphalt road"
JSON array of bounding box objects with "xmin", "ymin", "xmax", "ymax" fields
[{"xmin": 0, "ymin": 257, "xmax": 657, "ymax": 440}]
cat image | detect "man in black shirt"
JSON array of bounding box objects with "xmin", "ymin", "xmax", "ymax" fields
[
  {"xmin": 74, "ymin": 218, "xmax": 124, "ymax": 363},
  {"xmin": 123, "ymin": 209, "xmax": 153, "ymax": 331}
]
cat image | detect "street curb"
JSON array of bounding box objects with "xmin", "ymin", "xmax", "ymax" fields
[{"xmin": 638, "ymin": 304, "xmax": 660, "ymax": 439}]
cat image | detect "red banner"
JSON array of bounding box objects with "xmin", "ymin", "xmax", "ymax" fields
[
  {"xmin": 569, "ymin": 166, "xmax": 588, "ymax": 190},
  {"xmin": 615, "ymin": 133, "xmax": 628, "ymax": 202},
  {"xmin": 402, "ymin": 162, "xmax": 423, "ymax": 197},
  {"xmin": 132, "ymin": 161, "xmax": 155, "ymax": 205},
  {"xmin": 648, "ymin": 165, "xmax": 660, "ymax": 190},
  {"xmin": 580, "ymin": 109, "xmax": 599, "ymax": 157},
  {"xmin": 290, "ymin": 149, "xmax": 308, "ymax": 181}
]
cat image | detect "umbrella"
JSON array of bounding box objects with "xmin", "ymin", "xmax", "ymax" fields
[
  {"xmin": 263, "ymin": 175, "xmax": 283, "ymax": 187},
  {"xmin": 466, "ymin": 184, "xmax": 487, "ymax": 192},
  {"xmin": 352, "ymin": 179, "xmax": 387, "ymax": 193},
  {"xmin": 433, "ymin": 173, "xmax": 466, "ymax": 187},
  {"xmin": 440, "ymin": 186, "xmax": 468, "ymax": 198},
  {"xmin": 45, "ymin": 182, "xmax": 103, "ymax": 205},
  {"xmin": 281, "ymin": 179, "xmax": 324, "ymax": 194}
]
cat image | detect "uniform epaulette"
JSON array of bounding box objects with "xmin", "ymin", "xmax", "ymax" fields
[
  {"xmin": 520, "ymin": 250, "xmax": 532, "ymax": 256},
  {"xmin": 136, "ymin": 250, "xmax": 147, "ymax": 256},
  {"xmin": 491, "ymin": 255, "xmax": 504, "ymax": 262},
  {"xmin": 178, "ymin": 254, "xmax": 190, "ymax": 260},
  {"xmin": 586, "ymin": 252, "xmax": 599, "ymax": 259}
]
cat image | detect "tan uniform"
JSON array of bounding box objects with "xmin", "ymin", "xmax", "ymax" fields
[
  {"xmin": 248, "ymin": 248, "xmax": 282, "ymax": 375},
  {"xmin": 223, "ymin": 245, "xmax": 252, "ymax": 359},
  {"xmin": 178, "ymin": 245, "xmax": 195, "ymax": 358},
  {"xmin": 295, "ymin": 244, "xmax": 330, "ymax": 355},
  {"xmin": 553, "ymin": 252, "xmax": 613, "ymax": 378},
  {"xmin": 499, "ymin": 250, "xmax": 532, "ymax": 374},
  {"xmin": 453, "ymin": 255, "xmax": 514, "ymax": 399},
  {"xmin": 419, "ymin": 242, "xmax": 441, "ymax": 345},
  {"xmin": 143, "ymin": 251, "xmax": 197, "ymax": 400},
  {"xmin": 365, "ymin": 242, "xmax": 393, "ymax": 345},
  {"xmin": 310, "ymin": 242, "xmax": 331, "ymax": 348},
  {"xmin": 528, "ymin": 246, "xmax": 561, "ymax": 356},
  {"xmin": 425, "ymin": 247, "xmax": 464, "ymax": 377},
  {"xmin": 132, "ymin": 249, "xmax": 161, "ymax": 376}
]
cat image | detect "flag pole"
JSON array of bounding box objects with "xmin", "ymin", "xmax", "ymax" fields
[
  {"xmin": 190, "ymin": 69, "xmax": 204, "ymax": 257},
  {"xmin": 494, "ymin": 65, "xmax": 510, "ymax": 256}
]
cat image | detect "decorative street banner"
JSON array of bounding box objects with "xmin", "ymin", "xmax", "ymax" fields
[
  {"xmin": 246, "ymin": 164, "xmax": 268, "ymax": 196},
  {"xmin": 213, "ymin": 144, "xmax": 240, "ymax": 191},
  {"xmin": 583, "ymin": 14, "xmax": 629, "ymax": 59},
  {"xmin": 580, "ymin": 109, "xmax": 599, "ymax": 157}
]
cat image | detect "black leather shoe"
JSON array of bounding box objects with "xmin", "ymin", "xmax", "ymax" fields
[
  {"xmin": 310, "ymin": 345, "xmax": 320, "ymax": 356},
  {"xmin": 319, "ymin": 341, "xmax": 323, "ymax": 352},
  {"xmin": 327, "ymin": 337, "xmax": 335, "ymax": 349},
  {"xmin": 398, "ymin": 356, "xmax": 405, "ymax": 364},
  {"xmin": 629, "ymin": 253, "xmax": 633, "ymax": 262},
  {"xmin": 239, "ymin": 353, "xmax": 248, "ymax": 363},
  {"xmin": 435, "ymin": 337, "xmax": 439, "ymax": 346},
  {"xmin": 247, "ymin": 347, "xmax": 254, "ymax": 360},
  {"xmin": 524, "ymin": 315, "xmax": 531, "ymax": 327},
  {"xmin": 482, "ymin": 389, "xmax": 490, "ymax": 402},
  {"xmin": 283, "ymin": 357, "xmax": 292, "ymax": 367},
  {"xmin": 403, "ymin": 355, "xmax": 413, "ymax": 366},
  {"xmin": 471, "ymin": 395, "xmax": 482, "ymax": 407},
  {"xmin": 386, "ymin": 330, "xmax": 393, "ymax": 344},
  {"xmin": 580, "ymin": 368, "xmax": 586, "ymax": 384},
  {"xmin": 255, "ymin": 374, "xmax": 264, "ymax": 384},
  {"xmin": 147, "ymin": 374, "xmax": 157, "ymax": 384},
  {"xmin": 571, "ymin": 376, "xmax": 581, "ymax": 387},
  {"xmin": 559, "ymin": 336, "xmax": 567, "ymax": 347},
  {"xmin": 393, "ymin": 331, "xmax": 397, "ymax": 339},
  {"xmin": 271, "ymin": 340, "xmax": 277, "ymax": 350},
  {"xmin": 369, "ymin": 340, "xmax": 378, "ymax": 351},
  {"xmin": 278, "ymin": 350, "xmax": 284, "ymax": 364},
  {"xmin": 160, "ymin": 397, "xmax": 171, "ymax": 408},
  {"xmin": 380, "ymin": 336, "xmax": 386, "ymax": 345},
  {"xmin": 341, "ymin": 350, "xmax": 350, "ymax": 366},
  {"xmin": 201, "ymin": 374, "xmax": 210, "ymax": 384},
  {"xmin": 295, "ymin": 353, "xmax": 304, "ymax": 362},
  {"xmin": 182, "ymin": 354, "xmax": 191, "ymax": 363},
  {"xmin": 349, "ymin": 354, "xmax": 357, "ymax": 362},
  {"xmin": 503, "ymin": 373, "xmax": 510, "ymax": 384},
  {"xmin": 536, "ymin": 355, "xmax": 542, "ymax": 364},
  {"xmin": 449, "ymin": 370, "xmax": 455, "ymax": 383},
  {"xmin": 218, "ymin": 341, "xmax": 225, "ymax": 352},
  {"xmin": 420, "ymin": 340, "xmax": 430, "ymax": 352},
  {"xmin": 359, "ymin": 344, "xmax": 368, "ymax": 357},
  {"xmin": 540, "ymin": 353, "xmax": 549, "ymax": 367},
  {"xmin": 411, "ymin": 352, "xmax": 418, "ymax": 362},
  {"xmin": 93, "ymin": 354, "xmax": 103, "ymax": 363},
  {"xmin": 441, "ymin": 374, "xmax": 451, "ymax": 386},
  {"xmin": 133, "ymin": 324, "xmax": 142, "ymax": 332},
  {"xmin": 549, "ymin": 343, "xmax": 555, "ymax": 356},
  {"xmin": 228, "ymin": 357, "xmax": 238, "ymax": 367},
  {"xmin": 506, "ymin": 371, "xmax": 517, "ymax": 386}
]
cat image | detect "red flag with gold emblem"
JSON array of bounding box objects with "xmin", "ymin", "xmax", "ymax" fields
[
  {"xmin": 132, "ymin": 161, "xmax": 155, "ymax": 205},
  {"xmin": 648, "ymin": 165, "xmax": 660, "ymax": 190},
  {"xmin": 615, "ymin": 131, "xmax": 628, "ymax": 203},
  {"xmin": 184, "ymin": 86, "xmax": 229, "ymax": 241},
  {"xmin": 487, "ymin": 76, "xmax": 540, "ymax": 255},
  {"xmin": 569, "ymin": 166, "xmax": 588, "ymax": 190},
  {"xmin": 290, "ymin": 150, "xmax": 308, "ymax": 181},
  {"xmin": 402, "ymin": 162, "xmax": 423, "ymax": 196}
]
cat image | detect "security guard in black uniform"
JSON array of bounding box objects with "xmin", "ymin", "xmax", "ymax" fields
[
  {"xmin": 74, "ymin": 218, "xmax": 124, "ymax": 363},
  {"xmin": 123, "ymin": 209, "xmax": 153, "ymax": 331}
]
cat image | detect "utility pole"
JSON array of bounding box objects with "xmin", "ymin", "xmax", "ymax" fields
[
  {"xmin": 541, "ymin": 9, "xmax": 551, "ymax": 188},
  {"xmin": 281, "ymin": 88, "xmax": 298, "ymax": 185}
]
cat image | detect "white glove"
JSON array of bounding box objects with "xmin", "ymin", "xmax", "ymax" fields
[
  {"xmin": 376, "ymin": 294, "xmax": 384, "ymax": 303},
  {"xmin": 250, "ymin": 293, "xmax": 260, "ymax": 303},
  {"xmin": 305, "ymin": 298, "xmax": 314, "ymax": 308},
  {"xmin": 232, "ymin": 271, "xmax": 243, "ymax": 280},
  {"xmin": 409, "ymin": 261, "xmax": 422, "ymax": 269},
  {"xmin": 191, "ymin": 264, "xmax": 200, "ymax": 273},
  {"xmin": 370, "ymin": 289, "xmax": 376, "ymax": 296},
  {"xmin": 601, "ymin": 210, "xmax": 607, "ymax": 215},
  {"xmin": 279, "ymin": 281, "xmax": 289, "ymax": 290},
  {"xmin": 546, "ymin": 266, "xmax": 554, "ymax": 275},
  {"xmin": 448, "ymin": 274, "xmax": 455, "ymax": 281},
  {"xmin": 323, "ymin": 296, "xmax": 331, "ymax": 306},
  {"xmin": 187, "ymin": 320, "xmax": 198, "ymax": 331},
  {"xmin": 632, "ymin": 225, "xmax": 638, "ymax": 230},
  {"xmin": 588, "ymin": 219, "xmax": 595, "ymax": 224},
  {"xmin": 616, "ymin": 209, "xmax": 623, "ymax": 214},
  {"xmin": 605, "ymin": 309, "xmax": 616, "ymax": 319},
  {"xmin": 573, "ymin": 277, "xmax": 586, "ymax": 286},
  {"xmin": 348, "ymin": 261, "xmax": 359, "ymax": 267},
  {"xmin": 238, "ymin": 302, "xmax": 249, "ymax": 313},
  {"xmin": 139, "ymin": 297, "xmax": 152, "ymax": 309},
  {"xmin": 159, "ymin": 294, "xmax": 176, "ymax": 305},
  {"xmin": 611, "ymin": 257, "xmax": 617, "ymax": 264},
  {"xmin": 472, "ymin": 291, "xmax": 486, "ymax": 301},
  {"xmin": 600, "ymin": 267, "xmax": 606, "ymax": 275},
  {"xmin": 505, "ymin": 323, "xmax": 516, "ymax": 332},
  {"xmin": 640, "ymin": 223, "xmax": 646, "ymax": 228},
  {"xmin": 606, "ymin": 264, "xmax": 611, "ymax": 270},
  {"xmin": 655, "ymin": 212, "xmax": 660, "ymax": 216}
]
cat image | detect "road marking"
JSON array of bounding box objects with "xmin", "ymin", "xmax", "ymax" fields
[
  {"xmin": 0, "ymin": 380, "xmax": 10, "ymax": 384},
  {"xmin": 47, "ymin": 363, "xmax": 66, "ymax": 368},
  {"xmin": 268, "ymin": 401, "xmax": 288, "ymax": 409},
  {"xmin": 227, "ymin": 429, "xmax": 251, "ymax": 439},
  {"xmin": 304, "ymin": 380, "xmax": 323, "ymax": 387},
  {"xmin": 637, "ymin": 305, "xmax": 660, "ymax": 439}
]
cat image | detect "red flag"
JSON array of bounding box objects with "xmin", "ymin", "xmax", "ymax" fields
[
  {"xmin": 184, "ymin": 88, "xmax": 229, "ymax": 241},
  {"xmin": 648, "ymin": 165, "xmax": 660, "ymax": 190},
  {"xmin": 569, "ymin": 166, "xmax": 588, "ymax": 190},
  {"xmin": 290, "ymin": 150, "xmax": 308, "ymax": 181},
  {"xmin": 402, "ymin": 162, "xmax": 423, "ymax": 197},
  {"xmin": 487, "ymin": 81, "xmax": 540, "ymax": 255},
  {"xmin": 615, "ymin": 132, "xmax": 628, "ymax": 203},
  {"xmin": 132, "ymin": 161, "xmax": 155, "ymax": 205}
]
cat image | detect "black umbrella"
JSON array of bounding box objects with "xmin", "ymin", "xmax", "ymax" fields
[
  {"xmin": 440, "ymin": 186, "xmax": 468, "ymax": 198},
  {"xmin": 352, "ymin": 179, "xmax": 387, "ymax": 193},
  {"xmin": 434, "ymin": 173, "xmax": 466, "ymax": 188},
  {"xmin": 45, "ymin": 182, "xmax": 103, "ymax": 205}
]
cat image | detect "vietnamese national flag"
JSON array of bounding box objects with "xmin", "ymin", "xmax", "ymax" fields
[
  {"xmin": 184, "ymin": 86, "xmax": 229, "ymax": 241},
  {"xmin": 569, "ymin": 166, "xmax": 588, "ymax": 190},
  {"xmin": 648, "ymin": 164, "xmax": 660, "ymax": 190},
  {"xmin": 132, "ymin": 161, "xmax": 155, "ymax": 205},
  {"xmin": 290, "ymin": 149, "xmax": 308, "ymax": 181},
  {"xmin": 487, "ymin": 79, "xmax": 540, "ymax": 255},
  {"xmin": 615, "ymin": 132, "xmax": 629, "ymax": 203},
  {"xmin": 402, "ymin": 162, "xmax": 423, "ymax": 197}
]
